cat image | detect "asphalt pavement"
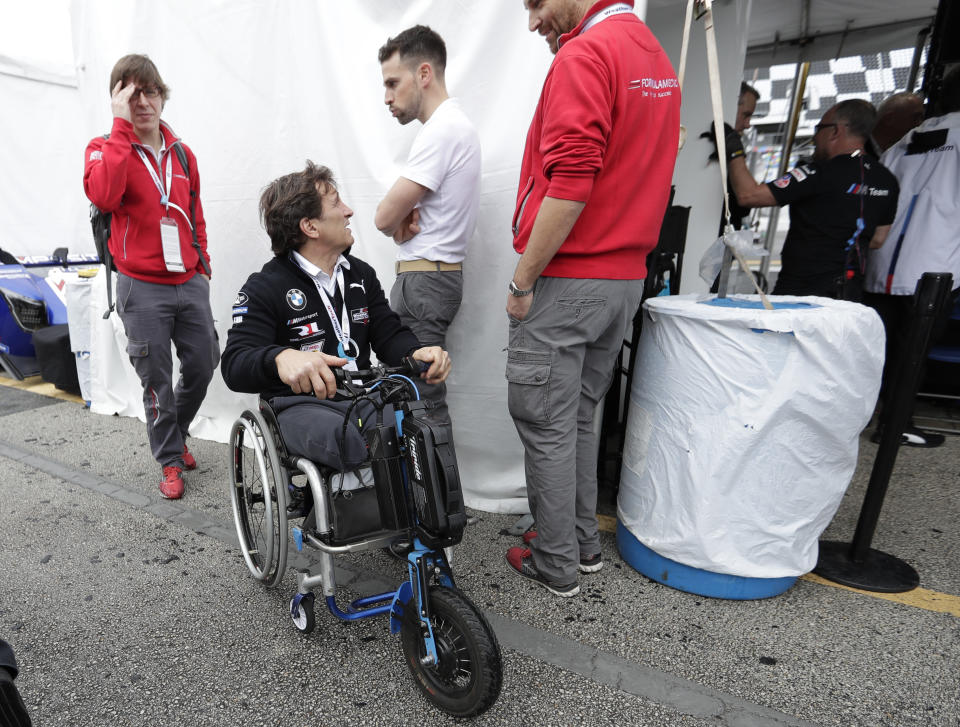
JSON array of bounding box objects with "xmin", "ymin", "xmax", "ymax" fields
[{"xmin": 1, "ymin": 381, "xmax": 958, "ymax": 726}]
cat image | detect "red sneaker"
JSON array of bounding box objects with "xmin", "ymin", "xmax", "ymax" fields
[
  {"xmin": 182, "ymin": 445, "xmax": 197, "ymax": 471},
  {"xmin": 505, "ymin": 546, "xmax": 579, "ymax": 597},
  {"xmin": 159, "ymin": 466, "xmax": 184, "ymax": 499},
  {"xmin": 522, "ymin": 529, "xmax": 538, "ymax": 544}
]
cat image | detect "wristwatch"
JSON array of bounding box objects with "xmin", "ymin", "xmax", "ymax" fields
[{"xmin": 508, "ymin": 280, "xmax": 534, "ymax": 297}]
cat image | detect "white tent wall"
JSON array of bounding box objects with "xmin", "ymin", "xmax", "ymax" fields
[
  {"xmin": 0, "ymin": 66, "xmax": 89, "ymax": 258},
  {"xmin": 67, "ymin": 0, "xmax": 576, "ymax": 513}
]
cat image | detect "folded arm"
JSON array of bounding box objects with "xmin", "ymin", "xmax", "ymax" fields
[{"xmin": 375, "ymin": 177, "xmax": 428, "ymax": 240}]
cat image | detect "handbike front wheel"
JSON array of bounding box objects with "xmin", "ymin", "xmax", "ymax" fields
[{"xmin": 400, "ymin": 587, "xmax": 502, "ymax": 717}]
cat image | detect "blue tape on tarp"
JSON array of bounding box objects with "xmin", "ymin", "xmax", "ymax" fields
[{"xmin": 701, "ymin": 297, "xmax": 819, "ymax": 310}]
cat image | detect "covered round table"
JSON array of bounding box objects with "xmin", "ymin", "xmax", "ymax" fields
[{"xmin": 617, "ymin": 294, "xmax": 884, "ymax": 598}]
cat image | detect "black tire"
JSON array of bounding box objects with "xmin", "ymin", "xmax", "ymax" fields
[
  {"xmin": 291, "ymin": 593, "xmax": 316, "ymax": 634},
  {"xmin": 400, "ymin": 587, "xmax": 502, "ymax": 717}
]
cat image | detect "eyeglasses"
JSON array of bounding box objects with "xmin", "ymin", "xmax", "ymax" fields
[
  {"xmin": 132, "ymin": 85, "xmax": 161, "ymax": 99},
  {"xmin": 814, "ymin": 122, "xmax": 839, "ymax": 134}
]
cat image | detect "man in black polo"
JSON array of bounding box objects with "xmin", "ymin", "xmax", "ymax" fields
[
  {"xmin": 221, "ymin": 162, "xmax": 450, "ymax": 470},
  {"xmin": 724, "ymin": 99, "xmax": 899, "ymax": 300}
]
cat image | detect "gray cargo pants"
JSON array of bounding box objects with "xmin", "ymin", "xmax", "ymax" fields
[
  {"xmin": 116, "ymin": 273, "xmax": 220, "ymax": 469},
  {"xmin": 506, "ymin": 276, "xmax": 643, "ymax": 585},
  {"xmin": 390, "ymin": 270, "xmax": 462, "ymax": 427}
]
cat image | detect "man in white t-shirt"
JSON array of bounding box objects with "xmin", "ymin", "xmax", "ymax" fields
[{"xmin": 375, "ymin": 25, "xmax": 481, "ymax": 427}]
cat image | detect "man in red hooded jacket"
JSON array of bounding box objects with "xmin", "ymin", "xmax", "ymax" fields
[
  {"xmin": 84, "ymin": 54, "xmax": 219, "ymax": 500},
  {"xmin": 505, "ymin": 0, "xmax": 680, "ymax": 597}
]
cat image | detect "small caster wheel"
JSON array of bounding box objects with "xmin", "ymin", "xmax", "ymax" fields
[{"xmin": 291, "ymin": 592, "xmax": 315, "ymax": 634}]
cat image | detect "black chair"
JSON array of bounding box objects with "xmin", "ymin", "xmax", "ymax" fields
[
  {"xmin": 915, "ymin": 296, "xmax": 960, "ymax": 435},
  {"xmin": 598, "ymin": 194, "xmax": 690, "ymax": 492}
]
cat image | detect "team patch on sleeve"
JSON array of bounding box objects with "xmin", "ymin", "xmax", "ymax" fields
[
  {"xmin": 89, "ymin": 150, "xmax": 103, "ymax": 161},
  {"xmin": 232, "ymin": 315, "xmax": 244, "ymax": 325},
  {"xmin": 773, "ymin": 174, "xmax": 792, "ymax": 188}
]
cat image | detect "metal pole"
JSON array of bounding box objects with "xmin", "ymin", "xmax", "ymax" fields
[
  {"xmin": 759, "ymin": 61, "xmax": 810, "ymax": 281},
  {"xmin": 849, "ymin": 273, "xmax": 953, "ymax": 559},
  {"xmin": 816, "ymin": 272, "xmax": 954, "ymax": 592},
  {"xmin": 905, "ymin": 25, "xmax": 931, "ymax": 93}
]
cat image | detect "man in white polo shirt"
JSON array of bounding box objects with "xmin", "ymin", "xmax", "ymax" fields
[
  {"xmin": 863, "ymin": 66, "xmax": 960, "ymax": 448},
  {"xmin": 375, "ymin": 25, "xmax": 481, "ymax": 428}
]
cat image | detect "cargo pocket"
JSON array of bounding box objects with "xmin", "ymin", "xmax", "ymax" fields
[
  {"xmin": 505, "ymin": 348, "xmax": 551, "ymax": 423},
  {"xmin": 126, "ymin": 339, "xmax": 149, "ymax": 358}
]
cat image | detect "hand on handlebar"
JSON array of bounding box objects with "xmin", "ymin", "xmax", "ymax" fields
[
  {"xmin": 275, "ymin": 349, "xmax": 348, "ymax": 399},
  {"xmin": 412, "ymin": 346, "xmax": 451, "ymax": 384}
]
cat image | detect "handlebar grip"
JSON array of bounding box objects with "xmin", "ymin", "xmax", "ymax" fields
[{"xmin": 400, "ymin": 356, "xmax": 426, "ymax": 377}]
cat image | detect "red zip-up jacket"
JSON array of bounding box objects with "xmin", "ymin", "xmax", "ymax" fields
[
  {"xmin": 84, "ymin": 117, "xmax": 210, "ymax": 284},
  {"xmin": 512, "ymin": 0, "xmax": 680, "ymax": 280}
]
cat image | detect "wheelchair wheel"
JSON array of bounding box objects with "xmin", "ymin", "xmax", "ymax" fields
[
  {"xmin": 291, "ymin": 593, "xmax": 316, "ymax": 634},
  {"xmin": 400, "ymin": 587, "xmax": 502, "ymax": 717},
  {"xmin": 229, "ymin": 409, "xmax": 288, "ymax": 588}
]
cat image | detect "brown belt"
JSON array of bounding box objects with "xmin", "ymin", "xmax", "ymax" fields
[{"xmin": 395, "ymin": 259, "xmax": 462, "ymax": 273}]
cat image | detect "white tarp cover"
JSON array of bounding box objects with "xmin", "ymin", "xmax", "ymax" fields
[
  {"xmin": 618, "ymin": 294, "xmax": 884, "ymax": 578},
  {"xmin": 62, "ymin": 0, "xmax": 578, "ymax": 513}
]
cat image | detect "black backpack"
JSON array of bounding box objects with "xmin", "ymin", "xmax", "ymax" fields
[{"xmin": 89, "ymin": 136, "xmax": 210, "ymax": 318}]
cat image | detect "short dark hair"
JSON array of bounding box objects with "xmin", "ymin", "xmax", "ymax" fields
[
  {"xmin": 941, "ymin": 64, "xmax": 960, "ymax": 114},
  {"xmin": 109, "ymin": 54, "xmax": 169, "ymax": 102},
  {"xmin": 832, "ymin": 99, "xmax": 877, "ymax": 141},
  {"xmin": 378, "ymin": 25, "xmax": 447, "ymax": 76},
  {"xmin": 739, "ymin": 82, "xmax": 760, "ymax": 102},
  {"xmin": 259, "ymin": 161, "xmax": 335, "ymax": 256}
]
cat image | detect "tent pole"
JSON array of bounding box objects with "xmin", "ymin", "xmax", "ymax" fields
[{"xmin": 759, "ymin": 60, "xmax": 810, "ymax": 282}]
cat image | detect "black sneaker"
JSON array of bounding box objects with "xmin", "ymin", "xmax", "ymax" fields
[
  {"xmin": 579, "ymin": 552, "xmax": 603, "ymax": 573},
  {"xmin": 871, "ymin": 426, "xmax": 945, "ymax": 448},
  {"xmin": 286, "ymin": 486, "xmax": 312, "ymax": 519},
  {"xmin": 506, "ymin": 547, "xmax": 579, "ymax": 597}
]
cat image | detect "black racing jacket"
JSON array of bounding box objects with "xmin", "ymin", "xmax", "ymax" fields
[{"xmin": 221, "ymin": 253, "xmax": 420, "ymax": 399}]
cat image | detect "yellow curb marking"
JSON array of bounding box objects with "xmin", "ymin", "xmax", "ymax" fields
[
  {"xmin": 799, "ymin": 572, "xmax": 960, "ymax": 617},
  {"xmin": 0, "ymin": 374, "xmax": 85, "ymax": 404},
  {"xmin": 600, "ymin": 515, "xmax": 959, "ymax": 617}
]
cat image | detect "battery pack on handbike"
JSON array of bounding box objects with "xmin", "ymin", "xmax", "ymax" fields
[
  {"xmin": 364, "ymin": 400, "xmax": 466, "ymax": 548},
  {"xmin": 399, "ymin": 400, "xmax": 466, "ymax": 548}
]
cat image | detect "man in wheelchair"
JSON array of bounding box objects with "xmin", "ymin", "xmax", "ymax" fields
[{"xmin": 220, "ymin": 161, "xmax": 451, "ymax": 481}]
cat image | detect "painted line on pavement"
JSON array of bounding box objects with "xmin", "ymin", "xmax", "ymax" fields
[
  {"xmin": 0, "ymin": 374, "xmax": 85, "ymax": 404},
  {"xmin": 800, "ymin": 572, "xmax": 960, "ymax": 617},
  {"xmin": 1, "ymin": 438, "xmax": 819, "ymax": 727}
]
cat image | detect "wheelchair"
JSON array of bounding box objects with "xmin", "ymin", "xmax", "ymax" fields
[{"xmin": 227, "ymin": 358, "xmax": 502, "ymax": 717}]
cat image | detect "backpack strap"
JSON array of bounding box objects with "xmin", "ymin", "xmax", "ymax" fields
[
  {"xmin": 92, "ymin": 134, "xmax": 117, "ymax": 319},
  {"xmin": 171, "ymin": 142, "xmax": 211, "ymax": 276}
]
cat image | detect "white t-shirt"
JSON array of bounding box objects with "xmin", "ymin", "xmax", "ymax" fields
[
  {"xmin": 396, "ymin": 98, "xmax": 481, "ymax": 263},
  {"xmin": 865, "ymin": 111, "xmax": 960, "ymax": 295}
]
